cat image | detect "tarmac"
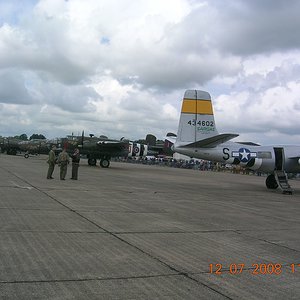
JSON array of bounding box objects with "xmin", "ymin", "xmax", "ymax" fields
[{"xmin": 0, "ymin": 153, "xmax": 300, "ymax": 299}]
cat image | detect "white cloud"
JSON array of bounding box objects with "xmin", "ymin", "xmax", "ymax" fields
[{"xmin": 0, "ymin": 0, "xmax": 300, "ymax": 146}]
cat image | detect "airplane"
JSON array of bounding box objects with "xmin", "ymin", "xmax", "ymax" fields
[
  {"xmin": 170, "ymin": 89, "xmax": 300, "ymax": 194},
  {"xmin": 0, "ymin": 137, "xmax": 22, "ymax": 155},
  {"xmin": 59, "ymin": 134, "xmax": 148, "ymax": 168},
  {"xmin": 0, "ymin": 137, "xmax": 58, "ymax": 158},
  {"xmin": 1, "ymin": 134, "xmax": 148, "ymax": 168},
  {"xmin": 19, "ymin": 139, "xmax": 58, "ymax": 157},
  {"xmin": 0, "ymin": 137, "xmax": 59, "ymax": 157}
]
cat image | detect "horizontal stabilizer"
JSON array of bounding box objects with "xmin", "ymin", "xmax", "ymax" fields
[
  {"xmin": 237, "ymin": 142, "xmax": 260, "ymax": 146},
  {"xmin": 165, "ymin": 136, "xmax": 177, "ymax": 144},
  {"xmin": 288, "ymin": 156, "xmax": 300, "ymax": 160},
  {"xmin": 181, "ymin": 133, "xmax": 239, "ymax": 148}
]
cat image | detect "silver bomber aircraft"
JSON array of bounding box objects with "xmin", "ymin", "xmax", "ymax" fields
[{"xmin": 171, "ymin": 90, "xmax": 300, "ymax": 194}]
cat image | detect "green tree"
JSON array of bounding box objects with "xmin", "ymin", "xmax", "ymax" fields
[
  {"xmin": 30, "ymin": 134, "xmax": 46, "ymax": 140},
  {"xmin": 19, "ymin": 134, "xmax": 28, "ymax": 140}
]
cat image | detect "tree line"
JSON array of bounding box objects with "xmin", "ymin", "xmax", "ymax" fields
[{"xmin": 11, "ymin": 134, "xmax": 47, "ymax": 140}]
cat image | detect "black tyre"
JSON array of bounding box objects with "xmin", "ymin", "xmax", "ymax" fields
[
  {"xmin": 266, "ymin": 174, "xmax": 278, "ymax": 189},
  {"xmin": 100, "ymin": 159, "xmax": 110, "ymax": 168},
  {"xmin": 88, "ymin": 158, "xmax": 97, "ymax": 166}
]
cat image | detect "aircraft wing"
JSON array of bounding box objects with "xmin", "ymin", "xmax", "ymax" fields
[
  {"xmin": 96, "ymin": 140, "xmax": 128, "ymax": 152},
  {"xmin": 237, "ymin": 142, "xmax": 260, "ymax": 146},
  {"xmin": 288, "ymin": 156, "xmax": 300, "ymax": 160},
  {"xmin": 182, "ymin": 133, "xmax": 239, "ymax": 148},
  {"xmin": 97, "ymin": 140, "xmax": 125, "ymax": 145}
]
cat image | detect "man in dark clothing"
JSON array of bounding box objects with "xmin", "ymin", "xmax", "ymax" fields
[{"xmin": 71, "ymin": 148, "xmax": 80, "ymax": 180}]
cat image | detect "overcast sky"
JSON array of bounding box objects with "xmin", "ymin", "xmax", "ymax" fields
[{"xmin": 1, "ymin": 0, "xmax": 300, "ymax": 145}]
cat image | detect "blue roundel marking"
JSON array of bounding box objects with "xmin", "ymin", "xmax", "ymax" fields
[
  {"xmin": 238, "ymin": 148, "xmax": 251, "ymax": 163},
  {"xmin": 232, "ymin": 148, "xmax": 257, "ymax": 163}
]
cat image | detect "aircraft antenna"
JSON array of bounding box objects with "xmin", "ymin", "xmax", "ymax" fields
[{"xmin": 81, "ymin": 131, "xmax": 84, "ymax": 148}]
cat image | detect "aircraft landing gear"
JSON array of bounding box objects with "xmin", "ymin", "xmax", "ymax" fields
[
  {"xmin": 100, "ymin": 158, "xmax": 110, "ymax": 168},
  {"xmin": 88, "ymin": 158, "xmax": 97, "ymax": 166},
  {"xmin": 266, "ymin": 174, "xmax": 278, "ymax": 189}
]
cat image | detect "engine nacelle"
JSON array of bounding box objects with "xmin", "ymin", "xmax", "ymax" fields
[{"xmin": 128, "ymin": 142, "xmax": 148, "ymax": 157}]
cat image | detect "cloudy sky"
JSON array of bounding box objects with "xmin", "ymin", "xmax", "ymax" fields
[{"xmin": 1, "ymin": 0, "xmax": 300, "ymax": 145}]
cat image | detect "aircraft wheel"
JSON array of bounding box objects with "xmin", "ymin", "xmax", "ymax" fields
[
  {"xmin": 24, "ymin": 153, "xmax": 29, "ymax": 159},
  {"xmin": 100, "ymin": 159, "xmax": 110, "ymax": 168},
  {"xmin": 88, "ymin": 158, "xmax": 97, "ymax": 166},
  {"xmin": 266, "ymin": 174, "xmax": 278, "ymax": 189}
]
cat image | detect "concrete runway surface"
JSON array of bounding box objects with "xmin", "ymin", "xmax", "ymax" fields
[{"xmin": 0, "ymin": 154, "xmax": 300, "ymax": 299}]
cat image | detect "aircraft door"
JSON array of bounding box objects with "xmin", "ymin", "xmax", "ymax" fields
[{"xmin": 273, "ymin": 147, "xmax": 284, "ymax": 170}]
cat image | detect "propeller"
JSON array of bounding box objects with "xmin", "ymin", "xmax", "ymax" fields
[{"xmin": 78, "ymin": 130, "xmax": 84, "ymax": 148}]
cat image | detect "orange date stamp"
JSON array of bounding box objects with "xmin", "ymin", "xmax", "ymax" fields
[{"xmin": 209, "ymin": 263, "xmax": 300, "ymax": 275}]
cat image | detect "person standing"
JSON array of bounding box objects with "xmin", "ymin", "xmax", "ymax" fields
[
  {"xmin": 47, "ymin": 145, "xmax": 56, "ymax": 179},
  {"xmin": 71, "ymin": 148, "xmax": 80, "ymax": 180},
  {"xmin": 57, "ymin": 148, "xmax": 70, "ymax": 180}
]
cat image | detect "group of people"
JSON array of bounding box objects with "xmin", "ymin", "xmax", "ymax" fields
[{"xmin": 47, "ymin": 146, "xmax": 80, "ymax": 180}]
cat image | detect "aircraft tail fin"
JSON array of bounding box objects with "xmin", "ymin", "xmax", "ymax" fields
[
  {"xmin": 176, "ymin": 90, "xmax": 238, "ymax": 146},
  {"xmin": 176, "ymin": 90, "xmax": 219, "ymax": 143}
]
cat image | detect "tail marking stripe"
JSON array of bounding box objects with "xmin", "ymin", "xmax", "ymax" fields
[{"xmin": 181, "ymin": 99, "xmax": 213, "ymax": 115}]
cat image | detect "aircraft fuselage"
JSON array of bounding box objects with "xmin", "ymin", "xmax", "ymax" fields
[{"xmin": 174, "ymin": 142, "xmax": 300, "ymax": 174}]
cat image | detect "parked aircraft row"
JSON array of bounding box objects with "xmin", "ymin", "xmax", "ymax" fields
[{"xmin": 0, "ymin": 134, "xmax": 151, "ymax": 168}]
